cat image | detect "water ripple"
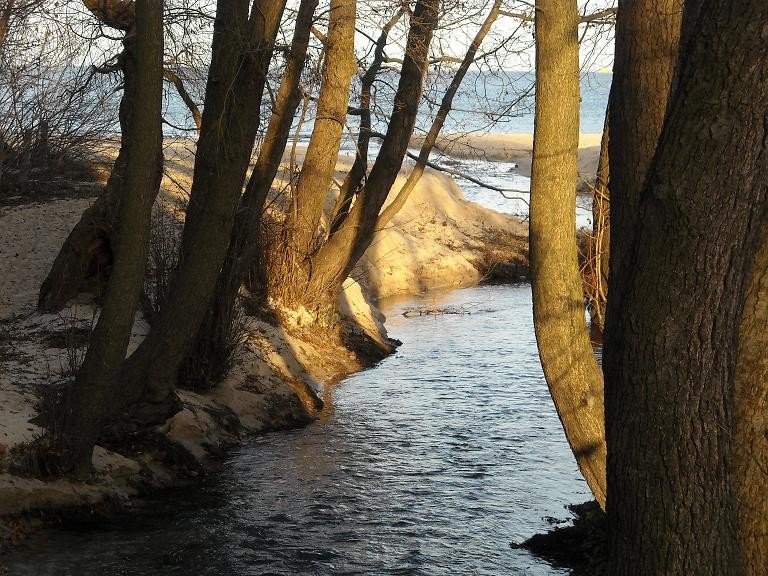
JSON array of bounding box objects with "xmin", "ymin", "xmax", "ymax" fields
[{"xmin": 5, "ymin": 284, "xmax": 588, "ymax": 575}]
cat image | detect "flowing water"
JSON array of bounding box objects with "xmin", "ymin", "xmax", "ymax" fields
[{"xmin": 5, "ymin": 284, "xmax": 590, "ymax": 575}]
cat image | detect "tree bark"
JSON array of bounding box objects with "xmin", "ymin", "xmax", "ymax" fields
[
  {"xmin": 0, "ymin": 0, "xmax": 16, "ymax": 51},
  {"xmin": 604, "ymin": 2, "xmax": 768, "ymax": 572},
  {"xmin": 606, "ymin": 0, "xmax": 682, "ymax": 316},
  {"xmin": 180, "ymin": 0, "xmax": 318, "ymax": 390},
  {"xmin": 734, "ymin": 227, "xmax": 768, "ymax": 575},
  {"xmin": 110, "ymin": 0, "xmax": 286, "ymax": 426},
  {"xmin": 303, "ymin": 0, "xmax": 440, "ymax": 308},
  {"xmin": 529, "ymin": 0, "xmax": 606, "ymax": 509},
  {"xmin": 52, "ymin": 0, "xmax": 163, "ymax": 477}
]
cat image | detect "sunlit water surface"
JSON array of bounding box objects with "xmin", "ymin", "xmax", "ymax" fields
[{"xmin": 5, "ymin": 284, "xmax": 589, "ymax": 575}]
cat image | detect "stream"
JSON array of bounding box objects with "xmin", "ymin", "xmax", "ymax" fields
[{"xmin": 5, "ymin": 283, "xmax": 590, "ymax": 575}]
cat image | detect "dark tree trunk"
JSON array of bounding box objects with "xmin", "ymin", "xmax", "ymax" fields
[
  {"xmin": 529, "ymin": 0, "xmax": 606, "ymax": 509},
  {"xmin": 606, "ymin": 0, "xmax": 682, "ymax": 317},
  {"xmin": 604, "ymin": 2, "xmax": 768, "ymax": 573},
  {"xmin": 36, "ymin": 0, "xmax": 151, "ymax": 313},
  {"xmin": 49, "ymin": 0, "xmax": 164, "ymax": 477},
  {"xmin": 180, "ymin": 0, "xmax": 318, "ymax": 390},
  {"xmin": 110, "ymin": 0, "xmax": 286, "ymax": 426}
]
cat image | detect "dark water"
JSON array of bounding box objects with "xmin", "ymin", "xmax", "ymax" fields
[{"xmin": 4, "ymin": 284, "xmax": 589, "ymax": 575}]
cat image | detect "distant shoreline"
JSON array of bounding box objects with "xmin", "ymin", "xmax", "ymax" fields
[{"xmin": 410, "ymin": 132, "xmax": 603, "ymax": 183}]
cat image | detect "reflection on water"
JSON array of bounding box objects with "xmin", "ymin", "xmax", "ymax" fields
[{"xmin": 5, "ymin": 284, "xmax": 589, "ymax": 575}]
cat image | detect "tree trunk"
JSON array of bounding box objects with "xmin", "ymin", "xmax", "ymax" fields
[
  {"xmin": 304, "ymin": 0, "xmax": 440, "ymax": 308},
  {"xmin": 110, "ymin": 0, "xmax": 286, "ymax": 427},
  {"xmin": 529, "ymin": 0, "xmax": 606, "ymax": 509},
  {"xmin": 37, "ymin": 0, "xmax": 143, "ymax": 312},
  {"xmin": 374, "ymin": 0, "xmax": 502, "ymax": 230},
  {"xmin": 734, "ymin": 227, "xmax": 768, "ymax": 574},
  {"xmin": 0, "ymin": 0, "xmax": 16, "ymax": 52},
  {"xmin": 180, "ymin": 0, "xmax": 318, "ymax": 390},
  {"xmin": 604, "ymin": 2, "xmax": 768, "ymax": 572},
  {"xmin": 51, "ymin": 0, "xmax": 163, "ymax": 477},
  {"xmin": 329, "ymin": 7, "xmax": 405, "ymax": 233},
  {"xmin": 286, "ymin": 0, "xmax": 357, "ymax": 260},
  {"xmin": 606, "ymin": 0, "xmax": 682, "ymax": 316}
]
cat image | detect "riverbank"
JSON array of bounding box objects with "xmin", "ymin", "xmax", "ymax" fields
[
  {"xmin": 0, "ymin": 145, "xmax": 527, "ymax": 549},
  {"xmin": 2, "ymin": 284, "xmax": 594, "ymax": 575}
]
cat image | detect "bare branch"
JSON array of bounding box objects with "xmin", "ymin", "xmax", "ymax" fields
[{"xmin": 162, "ymin": 68, "xmax": 201, "ymax": 131}]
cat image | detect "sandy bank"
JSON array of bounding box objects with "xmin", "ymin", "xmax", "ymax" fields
[
  {"xmin": 410, "ymin": 132, "xmax": 603, "ymax": 191},
  {"xmin": 0, "ymin": 142, "xmax": 527, "ymax": 543}
]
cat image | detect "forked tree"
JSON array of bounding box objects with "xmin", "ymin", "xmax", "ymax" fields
[{"xmin": 604, "ymin": 0, "xmax": 768, "ymax": 572}]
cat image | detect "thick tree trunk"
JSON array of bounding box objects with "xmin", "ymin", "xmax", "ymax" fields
[
  {"xmin": 180, "ymin": 0, "xmax": 318, "ymax": 390},
  {"xmin": 606, "ymin": 0, "xmax": 682, "ymax": 315},
  {"xmin": 51, "ymin": 0, "xmax": 163, "ymax": 477},
  {"xmin": 529, "ymin": 0, "xmax": 606, "ymax": 509},
  {"xmin": 304, "ymin": 0, "xmax": 440, "ymax": 307},
  {"xmin": 734, "ymin": 228, "xmax": 768, "ymax": 575},
  {"xmin": 604, "ymin": 2, "xmax": 768, "ymax": 573},
  {"xmin": 110, "ymin": 0, "xmax": 286, "ymax": 426}
]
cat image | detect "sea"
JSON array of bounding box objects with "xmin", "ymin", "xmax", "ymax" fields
[{"xmin": 163, "ymin": 70, "xmax": 612, "ymax": 223}]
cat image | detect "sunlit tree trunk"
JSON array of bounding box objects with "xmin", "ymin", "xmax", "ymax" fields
[
  {"xmin": 604, "ymin": 1, "xmax": 768, "ymax": 572},
  {"xmin": 529, "ymin": 0, "xmax": 606, "ymax": 508},
  {"xmin": 286, "ymin": 0, "xmax": 356, "ymax": 258},
  {"xmin": 298, "ymin": 0, "xmax": 440, "ymax": 313},
  {"xmin": 329, "ymin": 6, "xmax": 405, "ymax": 233}
]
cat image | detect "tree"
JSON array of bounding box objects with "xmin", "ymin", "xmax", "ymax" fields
[
  {"xmin": 48, "ymin": 0, "xmax": 164, "ymax": 477},
  {"xmin": 180, "ymin": 0, "xmax": 320, "ymax": 390},
  {"xmin": 604, "ymin": 0, "xmax": 768, "ymax": 572},
  {"xmin": 36, "ymin": 0, "xmax": 211, "ymax": 311},
  {"xmin": 108, "ymin": 0, "xmax": 287, "ymax": 427},
  {"xmin": 266, "ymin": 0, "xmax": 441, "ymax": 318},
  {"xmin": 529, "ymin": 0, "xmax": 607, "ymax": 508}
]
